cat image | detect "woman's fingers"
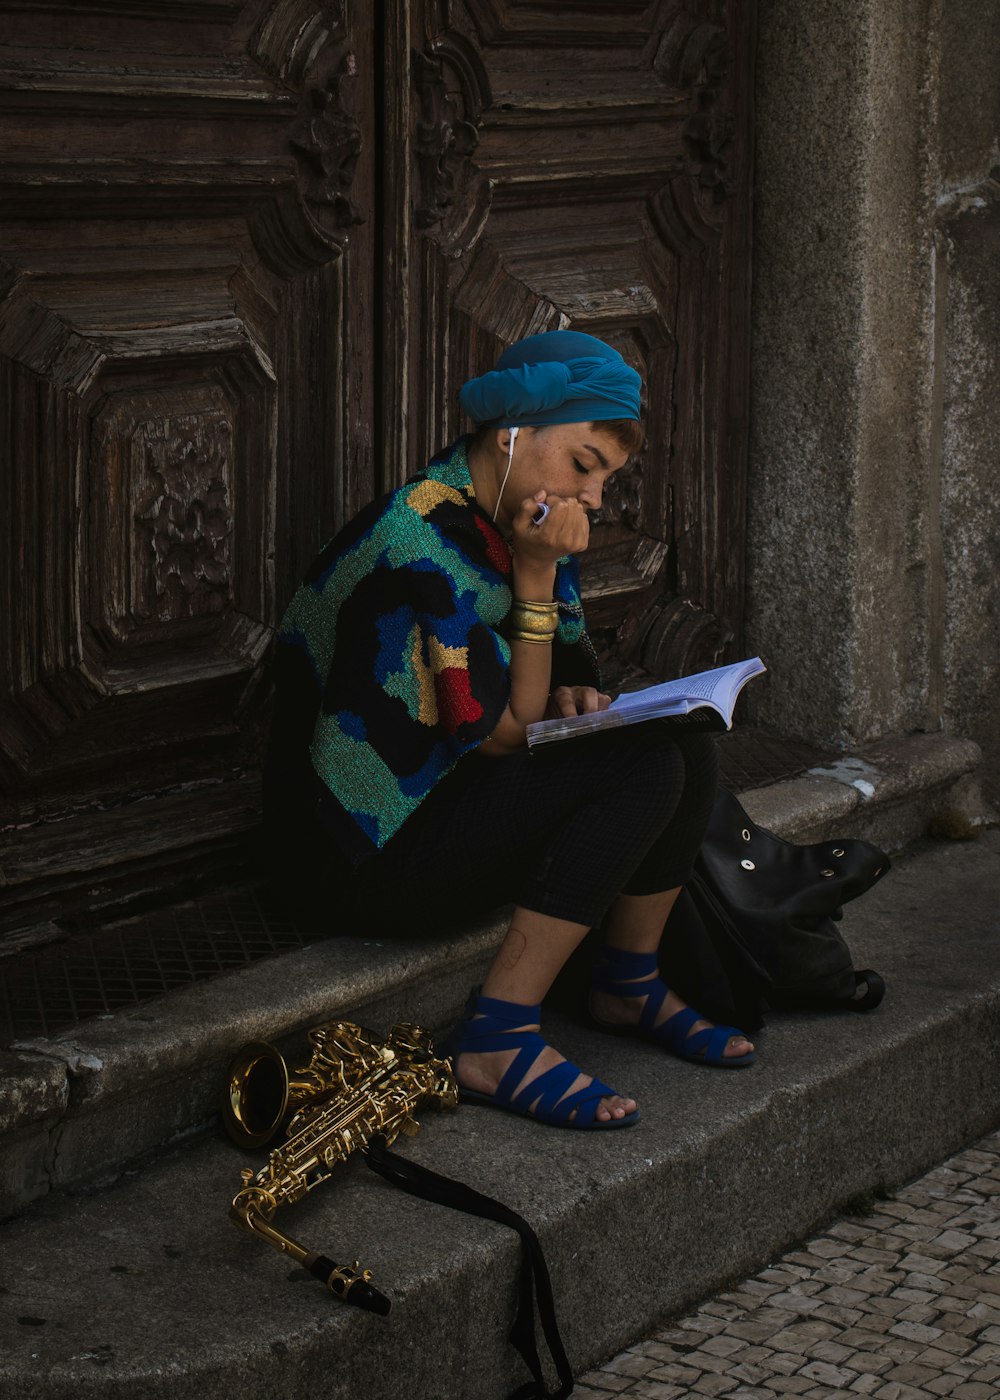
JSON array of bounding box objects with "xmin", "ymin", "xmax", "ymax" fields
[
  {"xmin": 548, "ymin": 686, "xmax": 608, "ymax": 717},
  {"xmin": 511, "ymin": 493, "xmax": 590, "ymax": 559},
  {"xmin": 549, "ymin": 686, "xmax": 579, "ymax": 717}
]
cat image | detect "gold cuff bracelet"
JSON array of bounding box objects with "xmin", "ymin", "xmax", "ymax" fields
[
  {"xmin": 508, "ymin": 598, "xmax": 558, "ymax": 645},
  {"xmin": 509, "ymin": 615, "xmax": 558, "ymax": 640},
  {"xmin": 513, "ymin": 599, "xmax": 559, "ymax": 614}
]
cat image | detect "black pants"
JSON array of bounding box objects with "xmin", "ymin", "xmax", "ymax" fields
[{"xmin": 330, "ymin": 725, "xmax": 719, "ymax": 937}]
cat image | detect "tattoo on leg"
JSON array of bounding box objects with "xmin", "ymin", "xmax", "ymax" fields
[{"xmin": 500, "ymin": 927, "xmax": 528, "ymax": 971}]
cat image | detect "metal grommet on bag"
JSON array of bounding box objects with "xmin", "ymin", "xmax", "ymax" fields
[
  {"xmin": 741, "ymin": 859, "xmax": 755, "ymax": 871},
  {"xmin": 820, "ymin": 868, "xmax": 835, "ymax": 877},
  {"xmin": 832, "ymin": 847, "xmax": 845, "ymax": 857},
  {"xmin": 741, "ymin": 828, "xmax": 751, "ymax": 842}
]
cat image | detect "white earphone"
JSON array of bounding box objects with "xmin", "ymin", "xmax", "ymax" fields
[{"xmin": 491, "ymin": 425, "xmax": 519, "ymax": 523}]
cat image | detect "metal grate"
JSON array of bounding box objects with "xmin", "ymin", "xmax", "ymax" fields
[
  {"xmin": 716, "ymin": 727, "xmax": 834, "ymax": 792},
  {"xmin": 1, "ymin": 733, "xmax": 834, "ymax": 1047},
  {"xmin": 0, "ymin": 887, "xmax": 325, "ymax": 1047}
]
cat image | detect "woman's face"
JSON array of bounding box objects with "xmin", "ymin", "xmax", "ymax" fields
[{"xmin": 492, "ymin": 423, "xmax": 630, "ymax": 530}]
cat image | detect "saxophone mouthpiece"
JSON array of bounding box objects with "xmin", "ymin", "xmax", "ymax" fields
[
  {"xmin": 310, "ymin": 1255, "xmax": 391, "ymax": 1315},
  {"xmin": 346, "ymin": 1279, "xmax": 392, "ymax": 1316}
]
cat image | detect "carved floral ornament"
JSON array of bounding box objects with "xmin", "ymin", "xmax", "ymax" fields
[
  {"xmin": 134, "ymin": 414, "xmax": 235, "ymax": 621},
  {"xmin": 288, "ymin": 50, "xmax": 365, "ymax": 242},
  {"xmin": 413, "ymin": 36, "xmax": 491, "ymax": 247},
  {"xmin": 656, "ymin": 10, "xmax": 735, "ymax": 216},
  {"xmin": 243, "ymin": 0, "xmax": 366, "ymax": 256},
  {"xmin": 685, "ymin": 99, "xmax": 735, "ymax": 207}
]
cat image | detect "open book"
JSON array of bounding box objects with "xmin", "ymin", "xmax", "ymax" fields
[{"xmin": 525, "ymin": 656, "xmax": 767, "ymax": 749}]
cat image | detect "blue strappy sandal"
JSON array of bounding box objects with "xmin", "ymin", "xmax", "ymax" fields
[
  {"xmin": 447, "ymin": 991, "xmax": 640, "ymax": 1130},
  {"xmin": 589, "ymin": 946, "xmax": 757, "ymax": 1068}
]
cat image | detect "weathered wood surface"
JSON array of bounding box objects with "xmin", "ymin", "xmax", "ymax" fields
[
  {"xmin": 0, "ymin": 0, "xmax": 754, "ymax": 934},
  {"xmin": 0, "ymin": 779, "xmax": 262, "ymax": 934}
]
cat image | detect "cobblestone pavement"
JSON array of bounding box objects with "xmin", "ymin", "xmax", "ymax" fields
[{"xmin": 576, "ymin": 1129, "xmax": 1000, "ymax": 1400}]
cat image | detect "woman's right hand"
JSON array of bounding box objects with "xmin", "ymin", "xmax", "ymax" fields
[{"xmin": 510, "ymin": 491, "xmax": 590, "ymax": 570}]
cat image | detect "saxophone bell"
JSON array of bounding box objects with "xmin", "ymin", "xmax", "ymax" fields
[{"xmin": 222, "ymin": 1040, "xmax": 291, "ymax": 1149}]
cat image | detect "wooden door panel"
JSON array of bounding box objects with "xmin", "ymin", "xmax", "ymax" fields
[{"xmin": 0, "ymin": 0, "xmax": 374, "ymax": 927}]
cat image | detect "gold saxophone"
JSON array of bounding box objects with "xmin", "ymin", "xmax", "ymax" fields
[{"xmin": 223, "ymin": 1019, "xmax": 458, "ymax": 1314}]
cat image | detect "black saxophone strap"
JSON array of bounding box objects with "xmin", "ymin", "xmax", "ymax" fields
[{"xmin": 365, "ymin": 1137, "xmax": 574, "ymax": 1400}]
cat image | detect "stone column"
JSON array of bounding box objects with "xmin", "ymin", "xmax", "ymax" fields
[{"xmin": 745, "ymin": 0, "xmax": 938, "ymax": 749}]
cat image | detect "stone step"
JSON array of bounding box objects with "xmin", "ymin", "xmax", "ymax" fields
[
  {"xmin": 0, "ymin": 828, "xmax": 998, "ymax": 1400},
  {"xmin": 0, "ymin": 732, "xmax": 986, "ymax": 1222},
  {"xmin": 0, "ymin": 911, "xmax": 508, "ymax": 1219}
]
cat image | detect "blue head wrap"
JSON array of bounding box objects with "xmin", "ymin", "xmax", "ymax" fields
[{"xmin": 459, "ymin": 330, "xmax": 642, "ymax": 428}]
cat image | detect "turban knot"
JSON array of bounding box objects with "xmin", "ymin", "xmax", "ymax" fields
[{"xmin": 459, "ymin": 331, "xmax": 641, "ymax": 428}]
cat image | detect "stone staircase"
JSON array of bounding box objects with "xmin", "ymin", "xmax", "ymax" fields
[{"xmin": 1, "ymin": 732, "xmax": 997, "ymax": 1400}]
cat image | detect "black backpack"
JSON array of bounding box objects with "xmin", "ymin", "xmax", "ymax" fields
[{"xmin": 661, "ymin": 785, "xmax": 889, "ymax": 1032}]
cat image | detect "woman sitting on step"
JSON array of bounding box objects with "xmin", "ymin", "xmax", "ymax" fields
[{"xmin": 264, "ymin": 330, "xmax": 756, "ymax": 1131}]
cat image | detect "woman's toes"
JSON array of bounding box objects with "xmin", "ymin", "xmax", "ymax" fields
[
  {"xmin": 588, "ymin": 1086, "xmax": 637, "ymax": 1122},
  {"xmin": 596, "ymin": 1094, "xmax": 636, "ymax": 1122},
  {"xmin": 724, "ymin": 1036, "xmax": 754, "ymax": 1058}
]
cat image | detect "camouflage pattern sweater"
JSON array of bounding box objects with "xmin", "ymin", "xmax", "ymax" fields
[{"xmin": 271, "ymin": 437, "xmax": 597, "ymax": 862}]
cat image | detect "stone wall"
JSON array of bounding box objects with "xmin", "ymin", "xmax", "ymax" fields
[{"xmin": 745, "ymin": 0, "xmax": 1000, "ymax": 802}]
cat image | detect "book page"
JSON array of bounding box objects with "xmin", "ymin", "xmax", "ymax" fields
[{"xmin": 609, "ymin": 661, "xmax": 749, "ymax": 713}]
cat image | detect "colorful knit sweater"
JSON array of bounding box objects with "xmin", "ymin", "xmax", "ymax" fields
[{"xmin": 272, "ymin": 437, "xmax": 598, "ymax": 862}]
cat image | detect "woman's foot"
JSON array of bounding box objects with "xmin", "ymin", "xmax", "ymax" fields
[
  {"xmin": 449, "ymin": 993, "xmax": 639, "ymax": 1129},
  {"xmin": 455, "ymin": 1015, "xmax": 637, "ymax": 1124},
  {"xmin": 590, "ymin": 945, "xmax": 756, "ymax": 1068},
  {"xmin": 590, "ymin": 976, "xmax": 754, "ymax": 1061}
]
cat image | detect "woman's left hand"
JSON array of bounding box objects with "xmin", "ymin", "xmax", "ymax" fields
[{"xmin": 546, "ymin": 685, "xmax": 613, "ymax": 719}]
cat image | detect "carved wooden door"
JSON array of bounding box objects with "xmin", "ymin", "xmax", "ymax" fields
[{"xmin": 0, "ymin": 1, "xmax": 754, "ymax": 935}]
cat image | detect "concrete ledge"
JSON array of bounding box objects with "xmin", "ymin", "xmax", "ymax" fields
[
  {"xmin": 0, "ymin": 732, "xmax": 989, "ymax": 1221},
  {"xmin": 742, "ymin": 733, "xmax": 986, "ymax": 848},
  {"xmin": 0, "ymin": 832, "xmax": 998, "ymax": 1399}
]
